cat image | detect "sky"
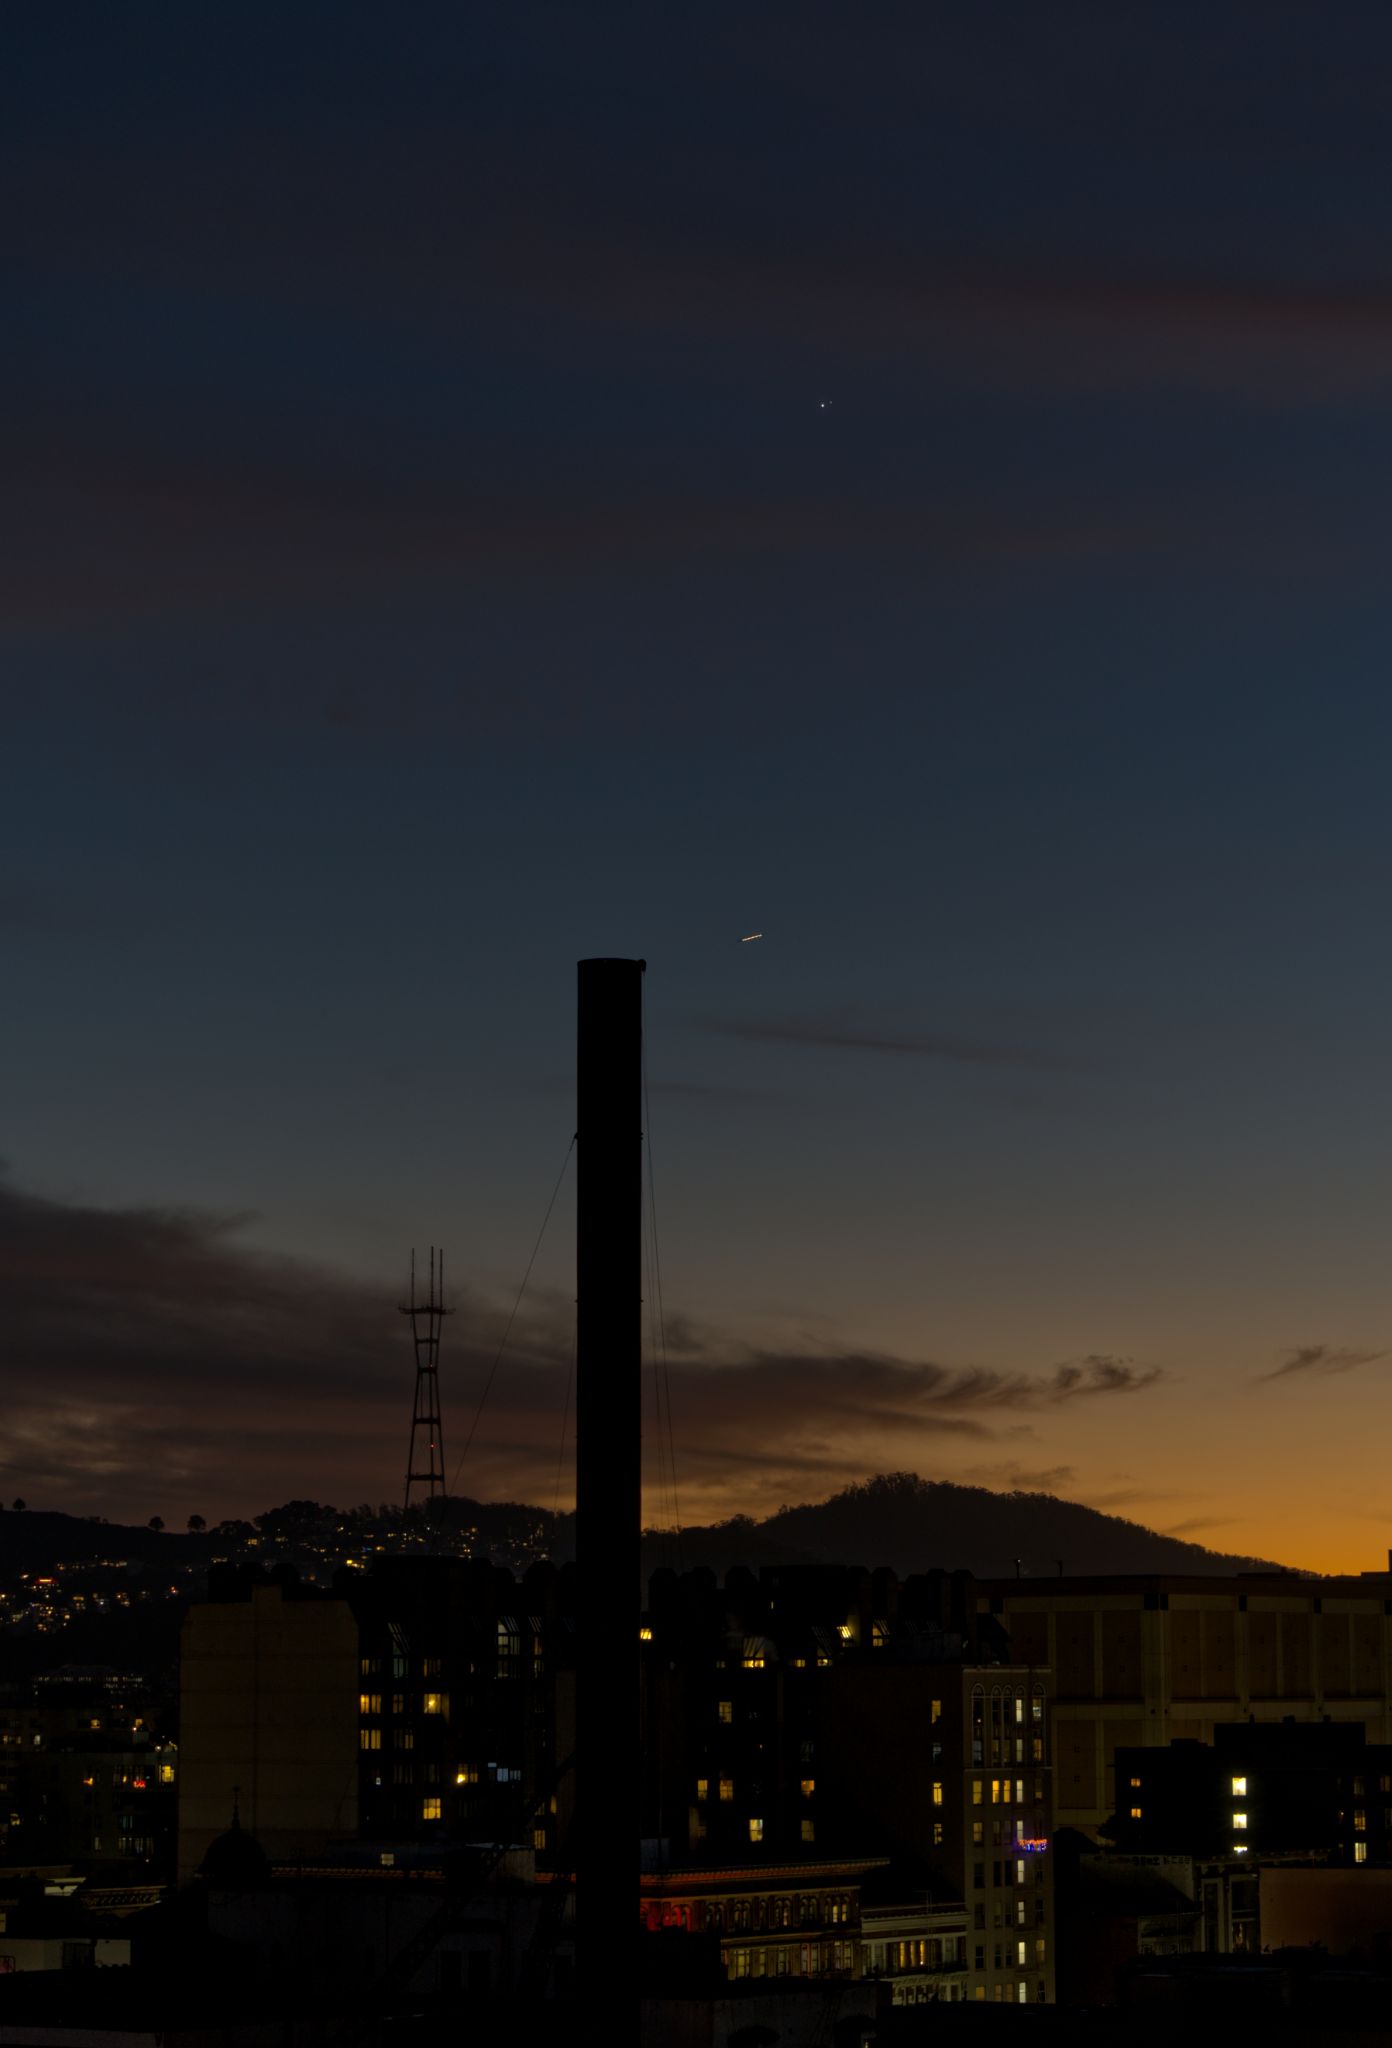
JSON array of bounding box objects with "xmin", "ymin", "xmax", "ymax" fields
[{"xmin": 6, "ymin": 2, "xmax": 1392, "ymax": 1568}]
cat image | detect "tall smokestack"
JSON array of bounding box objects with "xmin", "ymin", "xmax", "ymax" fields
[{"xmin": 575, "ymin": 956, "xmax": 644, "ymax": 2023}]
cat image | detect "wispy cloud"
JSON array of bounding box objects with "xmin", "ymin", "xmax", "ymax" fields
[
  {"xmin": 485, "ymin": 211, "xmax": 1392, "ymax": 407},
  {"xmin": 1260, "ymin": 1343, "xmax": 1389, "ymax": 1383},
  {"xmin": 1162, "ymin": 1515, "xmax": 1245, "ymax": 1539},
  {"xmin": 0, "ymin": 431, "xmax": 1219, "ymax": 636},
  {"xmin": 703, "ymin": 1010, "xmax": 1082, "ymax": 1073},
  {"xmin": 1050, "ymin": 1355, "xmax": 1162, "ymax": 1399},
  {"xmin": 954, "ymin": 1463, "xmax": 1077, "ymax": 1495}
]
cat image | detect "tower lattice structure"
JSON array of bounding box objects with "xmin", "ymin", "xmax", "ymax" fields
[{"xmin": 401, "ymin": 1246, "xmax": 449, "ymax": 1510}]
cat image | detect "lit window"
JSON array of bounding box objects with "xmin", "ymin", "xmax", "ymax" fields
[
  {"xmin": 422, "ymin": 1693, "xmax": 446, "ymax": 1715},
  {"xmin": 1355, "ymin": 1809, "xmax": 1368, "ymax": 1833},
  {"xmin": 1231, "ymin": 1776, "xmax": 1247, "ymax": 1796},
  {"xmin": 932, "ymin": 1782, "xmax": 944, "ymax": 1807},
  {"xmin": 1355, "ymin": 1841, "xmax": 1369, "ymax": 1865},
  {"xmin": 533, "ymin": 1827, "xmax": 547, "ymax": 1850},
  {"xmin": 696, "ymin": 1778, "xmax": 709, "ymax": 1801},
  {"xmin": 801, "ymin": 1818, "xmax": 815, "ymax": 1843},
  {"xmin": 158, "ymin": 1764, "xmax": 175, "ymax": 1785},
  {"xmin": 972, "ymin": 1781, "xmax": 984, "ymax": 1806},
  {"xmin": 742, "ymin": 1654, "xmax": 765, "ymax": 1669},
  {"xmin": 800, "ymin": 1778, "xmax": 815, "ymax": 1799},
  {"xmin": 456, "ymin": 1767, "xmax": 478, "ymax": 1785},
  {"xmin": 718, "ymin": 1777, "xmax": 734, "ymax": 1802},
  {"xmin": 639, "ymin": 1626, "xmax": 653, "ymax": 1642},
  {"xmin": 1232, "ymin": 1812, "xmax": 1247, "ymax": 1830},
  {"xmin": 837, "ymin": 1624, "xmax": 853, "ymax": 1641},
  {"xmin": 931, "ymin": 1699, "xmax": 942, "ymax": 1724},
  {"xmin": 718, "ymin": 1702, "xmax": 733, "ymax": 1724},
  {"xmin": 359, "ymin": 1694, "xmax": 381, "ymax": 1716},
  {"xmin": 749, "ymin": 1817, "xmax": 764, "ymax": 1843},
  {"xmin": 1129, "ymin": 1776, "xmax": 1142, "ymax": 1789},
  {"xmin": 933, "ymin": 1822, "xmax": 944, "ymax": 1845},
  {"xmin": 421, "ymin": 1797, "xmax": 442, "ymax": 1820},
  {"xmin": 972, "ymin": 1822, "xmax": 984, "ymax": 1845},
  {"xmin": 1018, "ymin": 1940, "xmax": 1027, "ymax": 1965},
  {"xmin": 360, "ymin": 1729, "xmax": 381, "ymax": 1750},
  {"xmin": 1016, "ymin": 1859, "xmax": 1026, "ymax": 1885},
  {"xmin": 1130, "ymin": 1807, "xmax": 1142, "ymax": 1820},
  {"xmin": 1233, "ymin": 1844, "xmax": 1248, "ymax": 1855}
]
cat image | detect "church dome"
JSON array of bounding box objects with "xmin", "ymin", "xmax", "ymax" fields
[{"xmin": 198, "ymin": 1809, "xmax": 271, "ymax": 1888}]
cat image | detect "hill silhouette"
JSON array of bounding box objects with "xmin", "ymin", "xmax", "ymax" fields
[
  {"xmin": 0, "ymin": 1507, "xmax": 201, "ymax": 1572},
  {"xmin": 2, "ymin": 1476, "xmax": 1297, "ymax": 1589},
  {"xmin": 640, "ymin": 1473, "xmax": 1295, "ymax": 1581}
]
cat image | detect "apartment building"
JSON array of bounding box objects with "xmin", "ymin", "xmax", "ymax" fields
[{"xmin": 642, "ymin": 1563, "xmax": 1054, "ymax": 2002}]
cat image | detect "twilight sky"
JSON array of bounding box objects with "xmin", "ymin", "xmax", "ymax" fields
[{"xmin": 7, "ymin": 3, "xmax": 1392, "ymax": 1568}]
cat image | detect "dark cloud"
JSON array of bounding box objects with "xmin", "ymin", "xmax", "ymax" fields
[
  {"xmin": 1049, "ymin": 1356, "xmax": 1162, "ymax": 1399},
  {"xmin": 1260, "ymin": 1343, "xmax": 1389, "ymax": 1383},
  {"xmin": 0, "ymin": 1174, "xmax": 1162, "ymax": 1524},
  {"xmin": 703, "ymin": 1011, "xmax": 1082, "ymax": 1073}
]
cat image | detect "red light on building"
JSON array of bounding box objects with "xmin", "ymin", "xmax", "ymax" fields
[{"xmin": 640, "ymin": 1902, "xmax": 692, "ymax": 1932}]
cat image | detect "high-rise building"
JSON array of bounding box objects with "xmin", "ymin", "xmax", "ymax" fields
[{"xmin": 178, "ymin": 1581, "xmax": 359, "ymax": 1880}]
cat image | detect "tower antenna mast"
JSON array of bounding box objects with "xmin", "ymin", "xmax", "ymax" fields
[{"xmin": 401, "ymin": 1247, "xmax": 449, "ymax": 1510}]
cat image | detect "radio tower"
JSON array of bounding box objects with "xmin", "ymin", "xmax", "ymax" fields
[{"xmin": 401, "ymin": 1247, "xmax": 449, "ymax": 1510}]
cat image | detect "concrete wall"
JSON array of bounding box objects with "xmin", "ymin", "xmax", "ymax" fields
[{"xmin": 986, "ymin": 1579, "xmax": 1392, "ymax": 1829}]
